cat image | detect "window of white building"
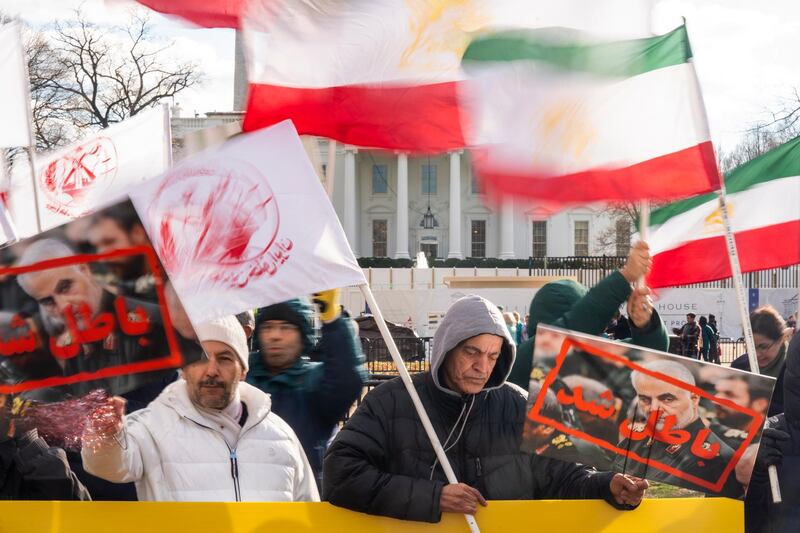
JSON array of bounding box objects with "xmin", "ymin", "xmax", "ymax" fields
[
  {"xmin": 372, "ymin": 219, "xmax": 388, "ymax": 257},
  {"xmin": 574, "ymin": 220, "xmax": 589, "ymax": 256},
  {"xmin": 372, "ymin": 164, "xmax": 388, "ymax": 194},
  {"xmin": 532, "ymin": 221, "xmax": 547, "ymax": 257},
  {"xmin": 421, "ymin": 164, "xmax": 437, "ymax": 194},
  {"xmin": 471, "ymin": 220, "xmax": 486, "ymax": 258}
]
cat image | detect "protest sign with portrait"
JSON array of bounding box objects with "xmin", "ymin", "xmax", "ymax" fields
[
  {"xmin": 0, "ymin": 198, "xmax": 203, "ymax": 448},
  {"xmin": 523, "ymin": 325, "xmax": 776, "ymax": 498}
]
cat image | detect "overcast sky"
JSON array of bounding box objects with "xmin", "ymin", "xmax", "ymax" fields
[{"xmin": 4, "ymin": 0, "xmax": 800, "ymax": 152}]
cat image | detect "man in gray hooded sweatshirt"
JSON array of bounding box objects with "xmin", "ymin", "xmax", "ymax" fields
[{"xmin": 323, "ymin": 295, "xmax": 647, "ymax": 523}]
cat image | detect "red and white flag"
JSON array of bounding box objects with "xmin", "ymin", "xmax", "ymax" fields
[
  {"xmin": 647, "ymin": 136, "xmax": 800, "ymax": 288},
  {"xmin": 240, "ymin": 0, "xmax": 651, "ymax": 153},
  {"xmin": 132, "ymin": 0, "xmax": 245, "ymax": 28},
  {"xmin": 130, "ymin": 120, "xmax": 366, "ymax": 325}
]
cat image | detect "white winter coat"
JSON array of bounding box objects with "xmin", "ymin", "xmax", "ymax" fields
[{"xmin": 82, "ymin": 379, "xmax": 319, "ymax": 502}]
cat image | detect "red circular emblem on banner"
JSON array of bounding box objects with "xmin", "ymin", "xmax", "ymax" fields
[
  {"xmin": 38, "ymin": 137, "xmax": 118, "ymax": 217},
  {"xmin": 147, "ymin": 159, "xmax": 280, "ymax": 281}
]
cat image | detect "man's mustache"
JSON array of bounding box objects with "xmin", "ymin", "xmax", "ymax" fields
[{"xmin": 200, "ymin": 378, "xmax": 224, "ymax": 387}]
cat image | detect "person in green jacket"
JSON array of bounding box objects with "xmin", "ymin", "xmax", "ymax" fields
[
  {"xmin": 508, "ymin": 241, "xmax": 669, "ymax": 390},
  {"xmin": 246, "ymin": 290, "xmax": 367, "ymax": 486}
]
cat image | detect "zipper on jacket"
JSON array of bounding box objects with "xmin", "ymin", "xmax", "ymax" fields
[
  {"xmin": 230, "ymin": 450, "xmax": 241, "ymax": 502},
  {"xmin": 475, "ymin": 457, "xmax": 482, "ymax": 477},
  {"xmin": 182, "ymin": 415, "xmax": 247, "ymax": 502}
]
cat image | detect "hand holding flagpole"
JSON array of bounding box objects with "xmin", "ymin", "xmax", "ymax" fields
[{"xmin": 359, "ymin": 284, "xmax": 482, "ymax": 533}]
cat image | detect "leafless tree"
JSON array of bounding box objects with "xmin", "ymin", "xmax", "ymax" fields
[
  {"xmin": 595, "ymin": 202, "xmax": 640, "ymax": 255},
  {"xmin": 47, "ymin": 9, "xmax": 202, "ymax": 130}
]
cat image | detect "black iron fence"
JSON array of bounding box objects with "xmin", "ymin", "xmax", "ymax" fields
[{"xmin": 359, "ymin": 336, "xmax": 432, "ymax": 377}]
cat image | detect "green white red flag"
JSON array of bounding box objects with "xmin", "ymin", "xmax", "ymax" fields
[
  {"xmin": 460, "ymin": 25, "xmax": 721, "ymax": 204},
  {"xmin": 647, "ymin": 136, "xmax": 800, "ymax": 288}
]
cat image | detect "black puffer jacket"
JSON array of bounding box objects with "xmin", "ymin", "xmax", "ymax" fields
[
  {"xmin": 745, "ymin": 332, "xmax": 800, "ymax": 532},
  {"xmin": 323, "ymin": 295, "xmax": 623, "ymax": 522},
  {"xmin": 0, "ymin": 429, "xmax": 90, "ymax": 500}
]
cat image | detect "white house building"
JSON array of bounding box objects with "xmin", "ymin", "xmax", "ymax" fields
[
  {"xmin": 322, "ymin": 143, "xmax": 625, "ymax": 260},
  {"xmin": 169, "ymin": 33, "xmax": 627, "ymax": 261}
]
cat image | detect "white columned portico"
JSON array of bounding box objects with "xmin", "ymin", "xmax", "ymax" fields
[
  {"xmin": 343, "ymin": 147, "xmax": 358, "ymax": 255},
  {"xmin": 394, "ymin": 153, "xmax": 410, "ymax": 259},
  {"xmin": 447, "ymin": 151, "xmax": 463, "ymax": 259},
  {"xmin": 498, "ymin": 198, "xmax": 516, "ymax": 259}
]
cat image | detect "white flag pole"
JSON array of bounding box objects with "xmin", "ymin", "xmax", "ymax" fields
[
  {"xmin": 16, "ymin": 24, "xmax": 43, "ymax": 234},
  {"xmin": 636, "ymin": 0, "xmax": 654, "ymax": 287},
  {"xmin": 637, "ymin": 200, "xmax": 650, "ymax": 286},
  {"xmin": 0, "ymin": 151, "xmax": 19, "ymax": 244},
  {"xmin": 162, "ymin": 102, "xmax": 173, "ymax": 168},
  {"xmin": 24, "ymin": 147, "xmax": 42, "ymax": 234},
  {"xmin": 325, "ymin": 139, "xmax": 337, "ymax": 197},
  {"xmin": 717, "ymin": 189, "xmax": 781, "ymax": 503},
  {"xmin": 359, "ymin": 283, "xmax": 481, "ymax": 533}
]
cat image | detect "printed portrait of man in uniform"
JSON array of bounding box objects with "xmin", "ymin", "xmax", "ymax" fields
[
  {"xmin": 0, "ymin": 199, "xmax": 203, "ymax": 401},
  {"xmin": 524, "ymin": 325, "xmax": 776, "ymax": 499}
]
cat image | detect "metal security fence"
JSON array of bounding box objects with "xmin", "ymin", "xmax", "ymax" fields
[{"xmin": 359, "ymin": 336, "xmax": 432, "ymax": 376}]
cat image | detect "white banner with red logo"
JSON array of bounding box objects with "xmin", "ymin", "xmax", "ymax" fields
[
  {"xmin": 8, "ymin": 106, "xmax": 170, "ymax": 239},
  {"xmin": 130, "ymin": 120, "xmax": 366, "ymax": 325}
]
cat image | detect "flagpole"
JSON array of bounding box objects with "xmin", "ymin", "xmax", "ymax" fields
[
  {"xmin": 0, "ymin": 151, "xmax": 19, "ymax": 244},
  {"xmin": 359, "ymin": 283, "xmax": 481, "ymax": 533},
  {"xmin": 637, "ymin": 200, "xmax": 650, "ymax": 286},
  {"xmin": 717, "ymin": 189, "xmax": 781, "ymax": 503},
  {"xmin": 162, "ymin": 102, "xmax": 174, "ymax": 168},
  {"xmin": 18, "ymin": 24, "xmax": 42, "ymax": 235}
]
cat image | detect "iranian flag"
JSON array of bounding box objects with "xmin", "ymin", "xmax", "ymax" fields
[
  {"xmin": 647, "ymin": 136, "xmax": 800, "ymax": 288},
  {"xmin": 240, "ymin": 0, "xmax": 651, "ymax": 153},
  {"xmin": 132, "ymin": 0, "xmax": 244, "ymax": 28},
  {"xmin": 461, "ymin": 24, "xmax": 720, "ymax": 204},
  {"xmin": 240, "ymin": 0, "xmax": 482, "ymax": 152}
]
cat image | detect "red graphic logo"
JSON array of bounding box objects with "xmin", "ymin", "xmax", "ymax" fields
[
  {"xmin": 39, "ymin": 137, "xmax": 118, "ymax": 217},
  {"xmin": 148, "ymin": 159, "xmax": 291, "ymax": 288}
]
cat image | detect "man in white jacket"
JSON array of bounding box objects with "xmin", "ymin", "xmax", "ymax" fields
[{"xmin": 81, "ymin": 315, "xmax": 319, "ymax": 502}]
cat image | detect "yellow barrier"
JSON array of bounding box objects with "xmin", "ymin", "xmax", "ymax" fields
[{"xmin": 0, "ymin": 499, "xmax": 741, "ymax": 533}]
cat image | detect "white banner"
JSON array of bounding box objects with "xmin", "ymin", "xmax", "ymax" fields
[
  {"xmin": 654, "ymin": 288, "xmax": 741, "ymax": 339},
  {"xmin": 27, "ymin": 106, "xmax": 171, "ymax": 232},
  {"xmin": 131, "ymin": 120, "xmax": 366, "ymax": 324},
  {"xmin": 0, "ymin": 23, "xmax": 31, "ymax": 148},
  {"xmin": 757, "ymin": 289, "xmax": 799, "ymax": 321}
]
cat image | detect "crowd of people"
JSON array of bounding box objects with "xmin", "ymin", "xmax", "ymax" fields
[{"xmin": 0, "ymin": 229, "xmax": 798, "ymax": 532}]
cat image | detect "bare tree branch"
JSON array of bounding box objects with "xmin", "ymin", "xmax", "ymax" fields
[{"xmin": 18, "ymin": 7, "xmax": 202, "ymax": 146}]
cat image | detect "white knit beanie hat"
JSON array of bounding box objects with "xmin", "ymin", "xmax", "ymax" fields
[{"xmin": 194, "ymin": 315, "xmax": 250, "ymax": 372}]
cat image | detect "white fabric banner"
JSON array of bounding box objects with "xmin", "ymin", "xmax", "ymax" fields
[
  {"xmin": 17, "ymin": 106, "xmax": 171, "ymax": 233},
  {"xmin": 0, "ymin": 23, "xmax": 31, "ymax": 148},
  {"xmin": 654, "ymin": 288, "xmax": 742, "ymax": 339},
  {"xmin": 131, "ymin": 120, "xmax": 366, "ymax": 324}
]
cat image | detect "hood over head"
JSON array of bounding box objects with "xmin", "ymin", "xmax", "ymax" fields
[
  {"xmin": 431, "ymin": 295, "xmax": 515, "ymax": 396},
  {"xmin": 254, "ymin": 298, "xmax": 315, "ymax": 353},
  {"xmin": 527, "ymin": 279, "xmax": 588, "ymax": 336}
]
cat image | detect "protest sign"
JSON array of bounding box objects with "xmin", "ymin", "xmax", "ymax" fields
[
  {"xmin": 5, "ymin": 107, "xmax": 171, "ymax": 241},
  {"xmin": 524, "ymin": 325, "xmax": 776, "ymax": 498},
  {"xmin": 130, "ymin": 119, "xmax": 366, "ymax": 325},
  {"xmin": 0, "ymin": 198, "xmax": 203, "ymax": 404}
]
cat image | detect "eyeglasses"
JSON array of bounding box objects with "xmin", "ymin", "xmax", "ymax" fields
[
  {"xmin": 260, "ymin": 323, "xmax": 299, "ymax": 334},
  {"xmin": 755, "ymin": 339, "xmax": 779, "ymax": 352}
]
